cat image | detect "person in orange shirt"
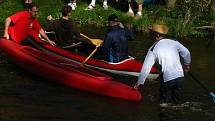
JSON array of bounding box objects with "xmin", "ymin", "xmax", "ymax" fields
[{"xmin": 3, "ymin": 3, "xmax": 55, "ymax": 46}]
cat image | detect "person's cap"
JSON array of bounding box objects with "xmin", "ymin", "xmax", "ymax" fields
[
  {"xmin": 151, "ymin": 24, "xmax": 169, "ymax": 35},
  {"xmin": 108, "ymin": 14, "xmax": 118, "ymax": 22}
]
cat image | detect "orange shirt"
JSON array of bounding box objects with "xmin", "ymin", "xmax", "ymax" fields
[{"xmin": 9, "ymin": 11, "xmax": 41, "ymax": 43}]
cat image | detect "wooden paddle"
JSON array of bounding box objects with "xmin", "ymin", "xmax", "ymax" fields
[
  {"xmin": 188, "ymin": 72, "xmax": 215, "ymax": 104},
  {"xmin": 80, "ymin": 33, "xmax": 103, "ymax": 46},
  {"xmin": 81, "ymin": 47, "xmax": 98, "ymax": 65},
  {"xmin": 62, "ymin": 42, "xmax": 82, "ymax": 49},
  {"xmin": 79, "ymin": 33, "xmax": 103, "ymax": 65}
]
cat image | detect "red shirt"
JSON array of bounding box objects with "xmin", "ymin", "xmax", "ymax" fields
[{"xmin": 9, "ymin": 11, "xmax": 42, "ymax": 43}]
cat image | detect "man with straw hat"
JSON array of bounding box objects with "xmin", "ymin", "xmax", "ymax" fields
[{"xmin": 134, "ymin": 23, "xmax": 191, "ymax": 105}]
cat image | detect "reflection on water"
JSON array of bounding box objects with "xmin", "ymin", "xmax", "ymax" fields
[{"xmin": 0, "ymin": 27, "xmax": 215, "ymax": 121}]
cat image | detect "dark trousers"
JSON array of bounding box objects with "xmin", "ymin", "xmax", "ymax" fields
[{"xmin": 159, "ymin": 76, "xmax": 184, "ymax": 104}]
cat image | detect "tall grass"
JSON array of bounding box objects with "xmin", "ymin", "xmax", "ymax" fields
[{"xmin": 0, "ymin": 0, "xmax": 213, "ymax": 37}]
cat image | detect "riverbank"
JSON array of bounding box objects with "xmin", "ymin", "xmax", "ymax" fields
[{"xmin": 0, "ymin": 0, "xmax": 214, "ymax": 38}]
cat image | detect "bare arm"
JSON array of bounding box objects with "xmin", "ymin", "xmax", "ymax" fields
[
  {"xmin": 4, "ymin": 17, "xmax": 11, "ymax": 39},
  {"xmin": 39, "ymin": 28, "xmax": 55, "ymax": 46}
]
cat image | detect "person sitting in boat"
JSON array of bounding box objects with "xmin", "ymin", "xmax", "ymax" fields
[
  {"xmin": 101, "ymin": 14, "xmax": 134, "ymax": 63},
  {"xmin": 46, "ymin": 5, "xmax": 80, "ymax": 47},
  {"xmin": 3, "ymin": 3, "xmax": 55, "ymax": 46}
]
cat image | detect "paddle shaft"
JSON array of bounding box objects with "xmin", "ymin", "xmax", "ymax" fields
[
  {"xmin": 62, "ymin": 42, "xmax": 82, "ymax": 49},
  {"xmin": 188, "ymin": 72, "xmax": 215, "ymax": 104},
  {"xmin": 188, "ymin": 72, "xmax": 211, "ymax": 93},
  {"xmin": 80, "ymin": 33, "xmax": 91, "ymax": 40},
  {"xmin": 81, "ymin": 47, "xmax": 98, "ymax": 65}
]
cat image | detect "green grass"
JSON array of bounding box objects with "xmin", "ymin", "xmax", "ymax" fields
[{"xmin": 0, "ymin": 0, "xmax": 213, "ymax": 37}]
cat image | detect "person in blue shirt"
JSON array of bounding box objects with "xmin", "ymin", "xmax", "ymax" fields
[
  {"xmin": 101, "ymin": 14, "xmax": 134, "ymax": 63},
  {"xmin": 134, "ymin": 23, "xmax": 191, "ymax": 105}
]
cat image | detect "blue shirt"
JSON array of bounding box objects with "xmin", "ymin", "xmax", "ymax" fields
[{"xmin": 102, "ymin": 25, "xmax": 134, "ymax": 62}]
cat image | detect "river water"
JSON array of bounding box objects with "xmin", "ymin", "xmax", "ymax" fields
[{"xmin": 0, "ymin": 26, "xmax": 215, "ymax": 121}]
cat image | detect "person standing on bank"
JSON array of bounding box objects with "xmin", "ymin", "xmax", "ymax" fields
[
  {"xmin": 134, "ymin": 24, "xmax": 191, "ymax": 104},
  {"xmin": 3, "ymin": 3, "xmax": 55, "ymax": 46},
  {"xmin": 101, "ymin": 14, "xmax": 134, "ymax": 63},
  {"xmin": 85, "ymin": 0, "xmax": 108, "ymax": 10}
]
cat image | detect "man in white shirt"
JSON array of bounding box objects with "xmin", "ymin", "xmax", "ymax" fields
[{"xmin": 134, "ymin": 24, "xmax": 191, "ymax": 104}]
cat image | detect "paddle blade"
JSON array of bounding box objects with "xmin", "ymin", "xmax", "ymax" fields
[
  {"xmin": 80, "ymin": 33, "xmax": 103, "ymax": 46},
  {"xmin": 91, "ymin": 39, "xmax": 103, "ymax": 46},
  {"xmin": 210, "ymin": 92, "xmax": 215, "ymax": 104}
]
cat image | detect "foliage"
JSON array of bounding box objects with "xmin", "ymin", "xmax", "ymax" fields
[
  {"xmin": 0, "ymin": 0, "xmax": 23, "ymax": 23},
  {"xmin": 0, "ymin": 0, "xmax": 214, "ymax": 37}
]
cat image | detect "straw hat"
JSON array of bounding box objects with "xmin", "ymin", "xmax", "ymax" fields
[{"xmin": 151, "ymin": 24, "xmax": 169, "ymax": 35}]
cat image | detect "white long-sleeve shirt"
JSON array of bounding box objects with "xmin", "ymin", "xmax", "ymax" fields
[{"xmin": 137, "ymin": 39, "xmax": 191, "ymax": 85}]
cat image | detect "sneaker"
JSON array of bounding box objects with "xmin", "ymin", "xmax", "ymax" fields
[
  {"xmin": 126, "ymin": 11, "xmax": 134, "ymax": 17},
  {"xmin": 103, "ymin": 3, "xmax": 108, "ymax": 10},
  {"xmin": 135, "ymin": 13, "xmax": 142, "ymax": 19},
  {"xmin": 68, "ymin": 3, "xmax": 76, "ymax": 10},
  {"xmin": 136, "ymin": 12, "xmax": 142, "ymax": 17},
  {"xmin": 85, "ymin": 4, "xmax": 95, "ymax": 10},
  {"xmin": 73, "ymin": 3, "xmax": 77, "ymax": 8}
]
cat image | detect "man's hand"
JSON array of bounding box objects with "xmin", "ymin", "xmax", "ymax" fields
[
  {"xmin": 47, "ymin": 15, "xmax": 53, "ymax": 21},
  {"xmin": 3, "ymin": 33, "xmax": 9, "ymax": 39},
  {"xmin": 183, "ymin": 65, "xmax": 190, "ymax": 72},
  {"xmin": 48, "ymin": 40, "xmax": 56, "ymax": 46},
  {"xmin": 133, "ymin": 83, "xmax": 139, "ymax": 90}
]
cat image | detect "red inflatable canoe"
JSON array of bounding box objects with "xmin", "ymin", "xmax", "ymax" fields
[
  {"xmin": 29, "ymin": 36, "xmax": 159, "ymax": 80},
  {"xmin": 0, "ymin": 38, "xmax": 142, "ymax": 101}
]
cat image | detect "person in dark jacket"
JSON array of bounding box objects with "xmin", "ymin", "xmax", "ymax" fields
[
  {"xmin": 102, "ymin": 14, "xmax": 134, "ymax": 63},
  {"xmin": 46, "ymin": 5, "xmax": 80, "ymax": 46}
]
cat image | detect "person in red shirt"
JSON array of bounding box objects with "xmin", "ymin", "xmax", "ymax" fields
[{"xmin": 3, "ymin": 3, "xmax": 55, "ymax": 46}]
